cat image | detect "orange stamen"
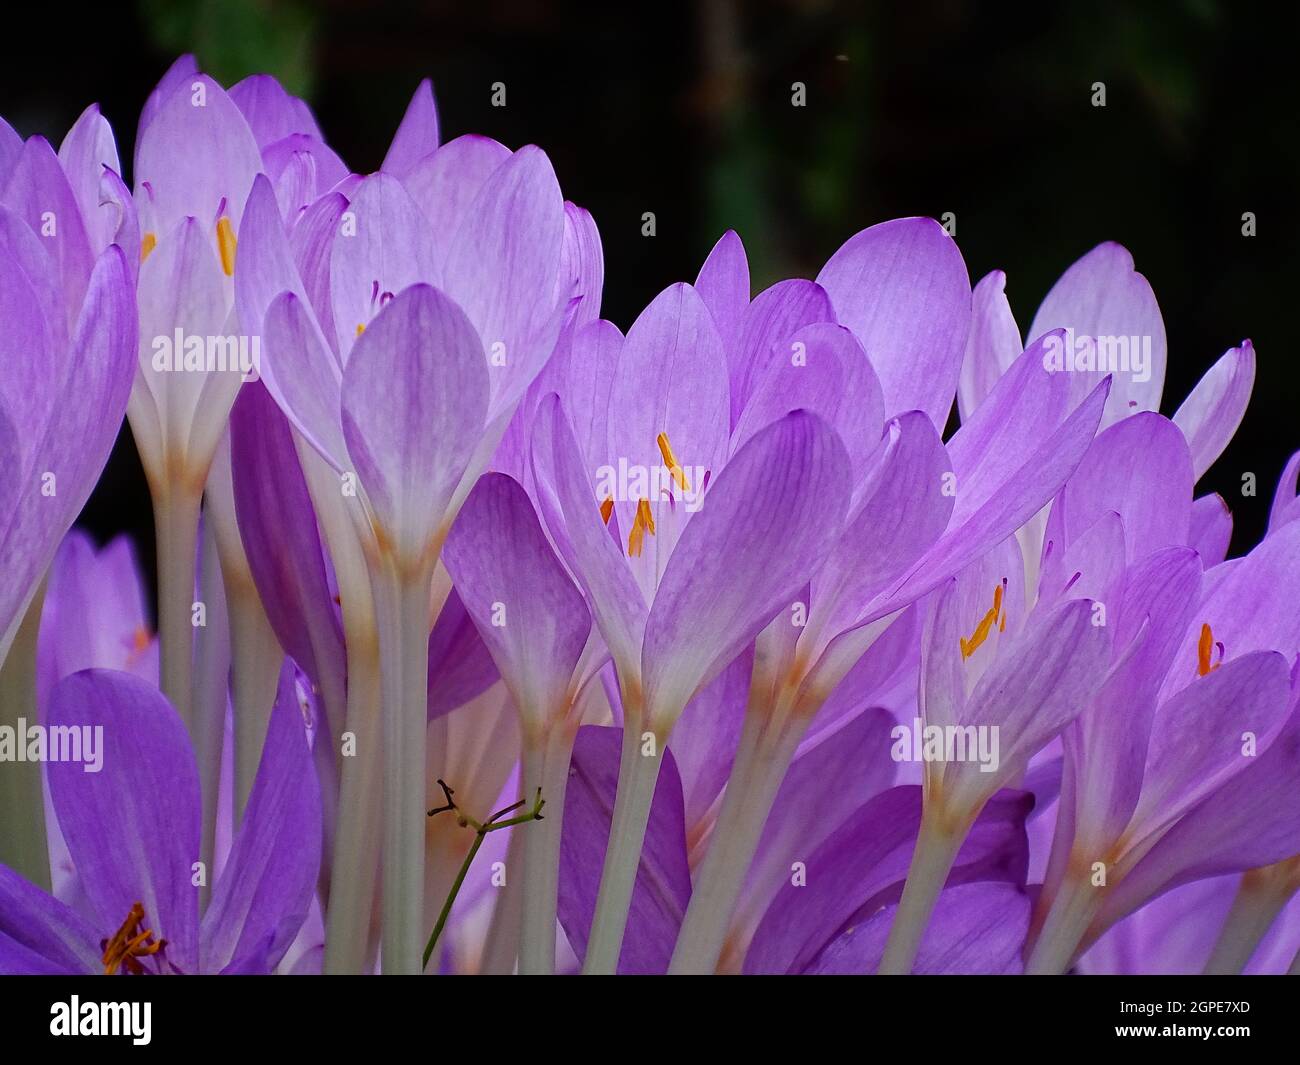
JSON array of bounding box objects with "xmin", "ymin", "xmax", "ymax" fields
[
  {"xmin": 960, "ymin": 581, "xmax": 1006, "ymax": 659},
  {"xmin": 627, "ymin": 499, "xmax": 656, "ymax": 557},
  {"xmin": 656, "ymin": 432, "xmax": 690, "ymax": 492},
  {"xmin": 216, "ymin": 216, "xmax": 237, "ymax": 276},
  {"xmin": 101, "ymin": 902, "xmax": 167, "ymax": 975},
  {"xmin": 1197, "ymin": 622, "xmax": 1221, "ymax": 676},
  {"xmin": 599, "ymin": 496, "xmax": 614, "ymax": 525},
  {"xmin": 140, "ymin": 232, "xmax": 157, "ymax": 263}
]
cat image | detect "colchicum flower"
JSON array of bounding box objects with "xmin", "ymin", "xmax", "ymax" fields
[
  {"xmin": 0, "ymin": 118, "xmax": 137, "ymax": 889},
  {"xmin": 0, "ymin": 666, "xmax": 319, "ymax": 974},
  {"xmin": 443, "ymin": 472, "xmax": 601, "ymax": 973},
  {"xmin": 232, "ymin": 86, "xmax": 586, "ymax": 970},
  {"xmin": 0, "ymin": 52, "xmax": 1295, "ymax": 982}
]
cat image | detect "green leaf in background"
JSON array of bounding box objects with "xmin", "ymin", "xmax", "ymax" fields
[{"xmin": 139, "ymin": 0, "xmax": 319, "ymax": 98}]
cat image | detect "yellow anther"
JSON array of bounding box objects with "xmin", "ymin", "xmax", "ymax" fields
[
  {"xmin": 125, "ymin": 624, "xmax": 151, "ymax": 669},
  {"xmin": 960, "ymin": 581, "xmax": 1006, "ymax": 660},
  {"xmin": 356, "ymin": 323, "xmax": 366, "ymax": 337},
  {"xmin": 1197, "ymin": 622, "xmax": 1221, "ymax": 676},
  {"xmin": 101, "ymin": 902, "xmax": 166, "ymax": 976},
  {"xmin": 599, "ymin": 496, "xmax": 614, "ymax": 525},
  {"xmin": 627, "ymin": 499, "xmax": 656, "ymax": 557},
  {"xmin": 657, "ymin": 432, "xmax": 690, "ymax": 492},
  {"xmin": 216, "ymin": 216, "xmax": 237, "ymax": 276},
  {"xmin": 140, "ymin": 232, "xmax": 157, "ymax": 263}
]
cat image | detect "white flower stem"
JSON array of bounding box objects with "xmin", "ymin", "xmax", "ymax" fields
[
  {"xmin": 191, "ymin": 519, "xmax": 229, "ymax": 914},
  {"xmin": 582, "ymin": 707, "xmax": 664, "ymax": 975},
  {"xmin": 322, "ymin": 631, "xmax": 383, "ymax": 974},
  {"xmin": 878, "ymin": 809, "xmax": 968, "ymax": 974},
  {"xmin": 152, "ymin": 484, "xmax": 202, "ymax": 728},
  {"xmin": 669, "ymin": 699, "xmax": 806, "ymax": 974},
  {"xmin": 1204, "ymin": 866, "xmax": 1296, "ymax": 974},
  {"xmin": 1023, "ymin": 869, "xmax": 1100, "ymax": 974},
  {"xmin": 518, "ymin": 726, "xmax": 576, "ymax": 975},
  {"xmin": 205, "ymin": 439, "xmax": 285, "ymax": 821},
  {"xmin": 0, "ymin": 586, "xmax": 49, "ymax": 890},
  {"xmin": 372, "ymin": 562, "xmax": 433, "ymax": 974},
  {"xmin": 226, "ymin": 579, "xmax": 283, "ymax": 819},
  {"xmin": 478, "ymin": 828, "xmax": 526, "ymax": 974},
  {"xmin": 298, "ymin": 449, "xmax": 382, "ymax": 973}
]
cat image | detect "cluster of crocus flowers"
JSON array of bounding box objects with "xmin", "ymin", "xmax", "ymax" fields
[{"xmin": 0, "ymin": 57, "xmax": 1297, "ymax": 977}]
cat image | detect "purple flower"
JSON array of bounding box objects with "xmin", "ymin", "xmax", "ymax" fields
[
  {"xmin": 129, "ymin": 58, "xmax": 331, "ymax": 732},
  {"xmin": 38, "ymin": 532, "xmax": 158, "ymax": 704},
  {"xmin": 530, "ymin": 371, "xmax": 852, "ymax": 969},
  {"xmin": 663, "ymin": 228, "xmax": 1109, "ymax": 974},
  {"xmin": 442, "ymin": 472, "xmax": 597, "ymax": 972},
  {"xmin": 1081, "ymin": 864, "xmax": 1300, "ymax": 975},
  {"xmin": 0, "ymin": 206, "xmax": 136, "ymax": 666},
  {"xmin": 230, "ymin": 82, "xmax": 587, "ymax": 971},
  {"xmin": 7, "ymin": 51, "xmax": 1299, "ymax": 979},
  {"xmin": 0, "ymin": 665, "xmax": 319, "ymax": 974},
  {"xmin": 0, "ymin": 122, "xmax": 137, "ymax": 888},
  {"xmin": 1023, "ymin": 466, "xmax": 1300, "ymax": 971}
]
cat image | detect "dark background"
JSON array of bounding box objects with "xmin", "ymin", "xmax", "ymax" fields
[{"xmin": 1, "ymin": 0, "xmax": 1295, "ymax": 585}]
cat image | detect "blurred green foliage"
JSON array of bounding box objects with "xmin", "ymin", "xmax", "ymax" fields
[{"xmin": 140, "ymin": 0, "xmax": 318, "ymax": 97}]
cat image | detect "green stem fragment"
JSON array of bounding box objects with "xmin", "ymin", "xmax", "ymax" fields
[{"xmin": 421, "ymin": 782, "xmax": 546, "ymax": 972}]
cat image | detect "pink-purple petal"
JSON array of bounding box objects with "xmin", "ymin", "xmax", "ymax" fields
[
  {"xmin": 557, "ymin": 725, "xmax": 691, "ymax": 974},
  {"xmin": 382, "ymin": 79, "xmax": 440, "ymax": 177},
  {"xmin": 1173, "ymin": 341, "xmax": 1255, "ymax": 481},
  {"xmin": 530, "ymin": 394, "xmax": 648, "ymax": 677},
  {"xmin": 1027, "ymin": 241, "xmax": 1166, "ymax": 428},
  {"xmin": 729, "ymin": 278, "xmax": 835, "ymax": 426},
  {"xmin": 816, "ymin": 216, "xmax": 971, "ymax": 429},
  {"xmin": 1051, "ymin": 412, "xmax": 1194, "ymax": 561},
  {"xmin": 340, "ymin": 283, "xmax": 489, "ymax": 558},
  {"xmin": 56, "ymin": 103, "xmax": 123, "ymax": 256},
  {"xmin": 0, "ymin": 865, "xmax": 99, "ymax": 974},
  {"xmin": 1189, "ymin": 493, "xmax": 1233, "ymax": 565},
  {"xmin": 643, "ymin": 411, "xmax": 851, "ymax": 722},
  {"xmin": 47, "ymin": 670, "xmax": 201, "ymax": 973},
  {"xmin": 2, "ymin": 135, "xmax": 95, "ymax": 318},
  {"xmin": 200, "ymin": 663, "xmax": 321, "ymax": 973},
  {"xmin": 441, "ymin": 145, "xmax": 565, "ymax": 408},
  {"xmin": 957, "ymin": 269, "xmax": 1021, "ymax": 423},
  {"xmin": 694, "ymin": 228, "xmax": 749, "ymax": 372},
  {"xmin": 134, "ymin": 74, "xmax": 263, "ymax": 234},
  {"xmin": 1268, "ymin": 450, "xmax": 1300, "ymax": 535},
  {"xmin": 229, "ymin": 381, "xmax": 346, "ymax": 738},
  {"xmin": 443, "ymin": 473, "xmax": 591, "ymax": 721},
  {"xmin": 744, "ymin": 785, "xmax": 1031, "ymax": 974},
  {"xmin": 607, "ymin": 282, "xmax": 731, "ymax": 515},
  {"xmin": 805, "ymin": 881, "xmax": 1031, "ymax": 975},
  {"xmin": 229, "ymin": 73, "xmax": 324, "ymax": 149},
  {"xmin": 328, "ymin": 172, "xmax": 437, "ymax": 355}
]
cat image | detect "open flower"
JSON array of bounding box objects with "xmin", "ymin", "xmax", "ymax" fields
[
  {"xmin": 665, "ymin": 230, "xmax": 1110, "ymax": 974},
  {"xmin": 3, "ymin": 49, "xmax": 1297, "ymax": 981},
  {"xmin": 531, "ymin": 371, "xmax": 852, "ymax": 970},
  {"xmin": 231, "ymin": 96, "xmax": 583, "ymax": 970},
  {"xmin": 1028, "ymin": 520, "xmax": 1300, "ymax": 972},
  {"xmin": 0, "ymin": 666, "xmax": 319, "ymax": 974}
]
